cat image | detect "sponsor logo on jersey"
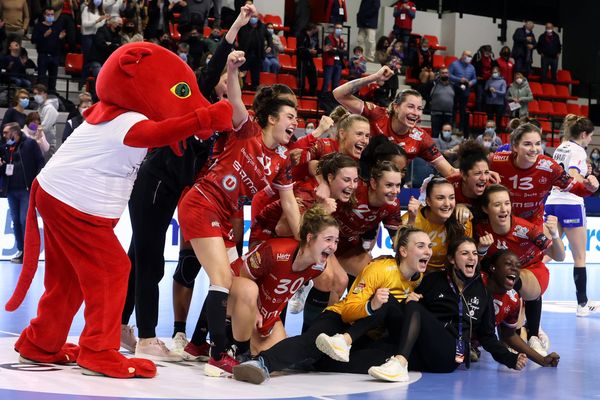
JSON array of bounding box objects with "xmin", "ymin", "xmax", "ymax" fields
[
  {"xmin": 513, "ymin": 225, "xmax": 529, "ymax": 239},
  {"xmin": 257, "ymin": 154, "xmax": 272, "ymax": 176},
  {"xmin": 352, "ymin": 281, "xmax": 366, "ymax": 294},
  {"xmin": 275, "ymin": 145, "xmax": 288, "ymax": 159},
  {"xmin": 539, "ymin": 176, "xmax": 548, "ymax": 184},
  {"xmin": 233, "ymin": 160, "xmax": 259, "ymax": 194},
  {"xmin": 248, "ymin": 252, "xmax": 261, "ymax": 270},
  {"xmin": 494, "ymin": 154, "xmax": 510, "ymax": 161},
  {"xmin": 536, "ymin": 159, "xmax": 554, "ymax": 172},
  {"xmin": 276, "ymin": 253, "xmax": 291, "ymax": 262},
  {"xmin": 496, "ymin": 239, "xmax": 508, "ymax": 250},
  {"xmin": 222, "ymin": 174, "xmax": 237, "ymax": 191},
  {"xmin": 211, "ymin": 221, "xmax": 220, "ymax": 228},
  {"xmin": 409, "ymin": 129, "xmax": 423, "ymax": 141}
]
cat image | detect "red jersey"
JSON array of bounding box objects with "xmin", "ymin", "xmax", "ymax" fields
[
  {"xmin": 447, "ymin": 174, "xmax": 477, "ymax": 206},
  {"xmin": 481, "ymin": 273, "xmax": 521, "ymax": 328},
  {"xmin": 490, "ymin": 152, "xmax": 580, "ymax": 223},
  {"xmin": 250, "ymin": 179, "xmax": 319, "ymax": 244},
  {"xmin": 476, "ymin": 216, "xmax": 551, "ymax": 268},
  {"xmin": 231, "ymin": 238, "xmax": 326, "ymax": 336},
  {"xmin": 333, "ymin": 180, "xmax": 402, "ymax": 243},
  {"xmin": 361, "ymin": 103, "xmax": 442, "ymax": 163},
  {"xmin": 293, "ymin": 138, "xmax": 339, "ymax": 182},
  {"xmin": 195, "ymin": 117, "xmax": 293, "ymax": 214}
]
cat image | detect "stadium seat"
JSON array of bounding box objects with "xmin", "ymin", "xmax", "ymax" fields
[
  {"xmin": 470, "ymin": 111, "xmax": 487, "ymax": 130},
  {"xmin": 444, "ymin": 56, "xmax": 458, "ymax": 67},
  {"xmin": 537, "ymin": 100, "xmax": 554, "ymax": 117},
  {"xmin": 422, "ymin": 34, "xmax": 447, "ymax": 51},
  {"xmin": 242, "ymin": 91, "xmax": 254, "ymax": 108},
  {"xmin": 65, "ymin": 53, "xmax": 83, "ymax": 75},
  {"xmin": 203, "ymin": 26, "xmax": 211, "ymax": 37},
  {"xmin": 541, "ymin": 83, "xmax": 557, "ymax": 99},
  {"xmin": 552, "ymin": 102, "xmax": 568, "ymax": 118},
  {"xmin": 286, "ymin": 36, "xmax": 297, "ymax": 53},
  {"xmin": 528, "ymin": 100, "xmax": 540, "ymax": 115},
  {"xmin": 403, "ymin": 67, "xmax": 419, "ymax": 85},
  {"xmin": 557, "ymin": 69, "xmax": 580, "ymax": 85},
  {"xmin": 581, "ymin": 104, "xmax": 589, "ymax": 117},
  {"xmin": 554, "ymin": 85, "xmax": 577, "ymax": 101},
  {"xmin": 169, "ymin": 23, "xmax": 181, "ymax": 41},
  {"xmin": 259, "ymin": 72, "xmax": 277, "ymax": 85},
  {"xmin": 278, "ymin": 54, "xmax": 294, "ymax": 72},
  {"xmin": 313, "ymin": 57, "xmax": 323, "ymax": 74},
  {"xmin": 277, "ymin": 74, "xmax": 298, "ymax": 90},
  {"xmin": 432, "ymin": 54, "xmax": 445, "ymax": 69},
  {"xmin": 566, "ymin": 103, "xmax": 582, "ymax": 115},
  {"xmin": 529, "ymin": 82, "xmax": 543, "ymax": 98},
  {"xmin": 279, "ymin": 36, "xmax": 287, "ymax": 49},
  {"xmin": 298, "ymin": 98, "xmax": 318, "ymax": 114}
]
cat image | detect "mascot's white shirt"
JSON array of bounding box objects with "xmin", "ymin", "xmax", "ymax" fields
[{"xmin": 38, "ymin": 111, "xmax": 149, "ymax": 219}]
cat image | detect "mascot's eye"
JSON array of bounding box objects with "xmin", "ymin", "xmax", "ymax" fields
[{"xmin": 170, "ymin": 82, "xmax": 191, "ymax": 99}]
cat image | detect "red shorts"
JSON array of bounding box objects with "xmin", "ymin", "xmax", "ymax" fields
[
  {"xmin": 249, "ymin": 223, "xmax": 273, "ymax": 247},
  {"xmin": 178, "ymin": 186, "xmax": 234, "ymax": 246},
  {"xmin": 257, "ymin": 316, "xmax": 279, "ymax": 337},
  {"xmin": 524, "ymin": 262, "xmax": 550, "ymax": 295},
  {"xmin": 251, "ymin": 189, "xmax": 278, "ymax": 221}
]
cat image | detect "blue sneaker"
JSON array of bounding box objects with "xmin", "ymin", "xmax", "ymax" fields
[{"xmin": 232, "ymin": 357, "xmax": 270, "ymax": 384}]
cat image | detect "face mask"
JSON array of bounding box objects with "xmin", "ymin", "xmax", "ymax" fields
[
  {"xmin": 28, "ymin": 123, "xmax": 38, "ymax": 131},
  {"xmin": 45, "ymin": 15, "xmax": 54, "ymax": 23},
  {"xmin": 123, "ymin": 26, "xmax": 134, "ymax": 33},
  {"xmin": 492, "ymin": 72, "xmax": 500, "ymax": 78},
  {"xmin": 205, "ymin": 57, "xmax": 211, "ymax": 64},
  {"xmin": 19, "ymin": 98, "xmax": 29, "ymax": 108},
  {"xmin": 546, "ymin": 29, "xmax": 553, "ymax": 34},
  {"xmin": 250, "ymin": 17, "xmax": 258, "ymax": 25},
  {"xmin": 305, "ymin": 128, "xmax": 314, "ymax": 135},
  {"xmin": 421, "ymin": 46, "xmax": 429, "ymax": 51},
  {"xmin": 211, "ymin": 34, "xmax": 221, "ymax": 42},
  {"xmin": 516, "ymin": 78, "xmax": 523, "ymax": 85},
  {"xmin": 6, "ymin": 139, "xmax": 16, "ymax": 146},
  {"xmin": 464, "ymin": 56, "xmax": 472, "ymax": 63},
  {"xmin": 79, "ymin": 107, "xmax": 88, "ymax": 114},
  {"xmin": 178, "ymin": 52, "xmax": 188, "ymax": 62},
  {"xmin": 440, "ymin": 75, "xmax": 449, "ymax": 81},
  {"xmin": 335, "ymin": 28, "xmax": 342, "ymax": 37},
  {"xmin": 34, "ymin": 94, "xmax": 44, "ymax": 104},
  {"xmin": 267, "ymin": 28, "xmax": 274, "ymax": 35},
  {"xmin": 592, "ymin": 153, "xmax": 600, "ymax": 160},
  {"xmin": 485, "ymin": 128, "xmax": 496, "ymax": 135},
  {"xmin": 114, "ymin": 26, "xmax": 122, "ymax": 33},
  {"xmin": 442, "ymin": 130, "xmax": 452, "ymax": 139},
  {"xmin": 501, "ymin": 52, "xmax": 510, "ymax": 58},
  {"xmin": 93, "ymin": 0, "xmax": 102, "ymax": 6},
  {"xmin": 483, "ymin": 141, "xmax": 492, "ymax": 148}
]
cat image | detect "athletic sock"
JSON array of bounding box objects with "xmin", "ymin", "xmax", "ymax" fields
[
  {"xmin": 233, "ymin": 338, "xmax": 250, "ymax": 356},
  {"xmin": 191, "ymin": 300, "xmax": 210, "ymax": 345},
  {"xmin": 573, "ymin": 267, "xmax": 588, "ymax": 306},
  {"xmin": 205, "ymin": 287, "xmax": 229, "ymax": 359},
  {"xmin": 172, "ymin": 321, "xmax": 186, "ymax": 338},
  {"xmin": 302, "ymin": 287, "xmax": 330, "ymax": 333},
  {"xmin": 525, "ymin": 297, "xmax": 542, "ymax": 338}
]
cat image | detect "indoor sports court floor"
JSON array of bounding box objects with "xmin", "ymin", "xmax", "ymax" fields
[{"xmin": 0, "ymin": 260, "xmax": 599, "ymax": 400}]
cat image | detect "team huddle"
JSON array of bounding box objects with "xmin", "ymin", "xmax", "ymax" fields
[{"xmin": 145, "ymin": 55, "xmax": 598, "ymax": 383}]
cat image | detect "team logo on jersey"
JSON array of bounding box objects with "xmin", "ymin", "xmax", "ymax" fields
[
  {"xmin": 539, "ymin": 176, "xmax": 548, "ymax": 184},
  {"xmin": 536, "ymin": 159, "xmax": 554, "ymax": 172},
  {"xmin": 248, "ymin": 252, "xmax": 261, "ymax": 270},
  {"xmin": 276, "ymin": 253, "xmax": 291, "ymax": 262},
  {"xmin": 409, "ymin": 129, "xmax": 423, "ymax": 141},
  {"xmin": 513, "ymin": 225, "xmax": 529, "ymax": 239},
  {"xmin": 222, "ymin": 174, "xmax": 237, "ymax": 191},
  {"xmin": 352, "ymin": 281, "xmax": 366, "ymax": 294},
  {"xmin": 275, "ymin": 145, "xmax": 288, "ymax": 159},
  {"xmin": 257, "ymin": 154, "xmax": 272, "ymax": 176},
  {"xmin": 496, "ymin": 239, "xmax": 508, "ymax": 250}
]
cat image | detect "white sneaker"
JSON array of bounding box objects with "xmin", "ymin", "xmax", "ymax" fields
[
  {"xmin": 315, "ymin": 333, "xmax": 351, "ymax": 362},
  {"xmin": 172, "ymin": 332, "xmax": 189, "ymax": 356},
  {"xmin": 528, "ymin": 336, "xmax": 548, "ymax": 357},
  {"xmin": 135, "ymin": 338, "xmax": 183, "ymax": 362},
  {"xmin": 288, "ymin": 280, "xmax": 314, "ymax": 314},
  {"xmin": 577, "ymin": 301, "xmax": 599, "ymax": 317},
  {"xmin": 368, "ymin": 357, "xmax": 409, "ymax": 382},
  {"xmin": 120, "ymin": 325, "xmax": 137, "ymax": 353},
  {"xmin": 537, "ymin": 328, "xmax": 550, "ymax": 351}
]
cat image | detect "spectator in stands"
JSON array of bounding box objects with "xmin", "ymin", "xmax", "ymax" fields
[
  {"xmin": 62, "ymin": 95, "xmax": 92, "ymax": 143},
  {"xmin": 21, "ymin": 112, "xmax": 50, "ymax": 155},
  {"xmin": 390, "ymin": 39, "xmax": 405, "ymax": 64},
  {"xmin": 374, "ymin": 36, "xmax": 391, "ymax": 65},
  {"xmin": 88, "ymin": 16, "xmax": 123, "ymax": 78},
  {"xmin": 590, "ymin": 148, "xmax": 600, "ymax": 185},
  {"xmin": 473, "ymin": 44, "xmax": 498, "ymax": 111},
  {"xmin": 176, "ymin": 42, "xmax": 193, "ymax": 67},
  {"xmin": 322, "ymin": 23, "xmax": 346, "ymax": 94},
  {"xmin": 484, "ymin": 65, "xmax": 507, "ymax": 129},
  {"xmin": 349, "ymin": 45, "xmax": 367, "ymax": 80},
  {"xmin": 412, "ymin": 38, "xmax": 435, "ymax": 84},
  {"xmin": 507, "ymin": 72, "xmax": 533, "ymax": 117},
  {"xmin": 497, "ymin": 45, "xmax": 514, "ymax": 85},
  {"xmin": 476, "ymin": 120, "xmax": 502, "ymax": 151},
  {"xmin": 56, "ymin": 0, "xmax": 78, "ymax": 52},
  {"xmin": 0, "ymin": 0, "xmax": 29, "ymax": 46},
  {"xmin": 181, "ymin": 0, "xmax": 210, "ymax": 31},
  {"xmin": 325, "ymin": 0, "xmax": 347, "ymax": 25},
  {"xmin": 184, "ymin": 27, "xmax": 206, "ymax": 70},
  {"xmin": 536, "ymin": 22, "xmax": 561, "ymax": 83},
  {"xmin": 429, "ymin": 67, "xmax": 454, "ymax": 138},
  {"xmin": 356, "ymin": 0, "xmax": 379, "ymax": 62},
  {"xmin": 237, "ymin": 13, "xmax": 271, "ymax": 90},
  {"xmin": 121, "ymin": 0, "xmax": 146, "ymax": 34},
  {"xmin": 32, "ymin": 83, "xmax": 58, "ymax": 158},
  {"xmin": 81, "ymin": 0, "xmax": 109, "ymax": 82},
  {"xmin": 1, "ymin": 40, "xmax": 31, "ymax": 88},
  {"xmin": 392, "ymin": 0, "xmax": 415, "ymax": 51},
  {"xmin": 158, "ymin": 31, "xmax": 176, "ymax": 51},
  {"xmin": 1, "ymin": 88, "xmax": 29, "ymax": 128},
  {"xmin": 262, "ymin": 22, "xmax": 283, "ymax": 74},
  {"xmin": 435, "ymin": 122, "xmax": 462, "ymax": 163},
  {"xmin": 0, "ymin": 122, "xmax": 45, "ymax": 264},
  {"xmin": 104, "ymin": 0, "xmax": 124, "ymax": 17},
  {"xmin": 144, "ymin": 0, "xmax": 168, "ymax": 39},
  {"xmin": 166, "ymin": 0, "xmax": 187, "ymax": 27},
  {"xmin": 122, "ymin": 19, "xmax": 144, "ymax": 43},
  {"xmin": 32, "ymin": 6, "xmax": 66, "ymax": 93},
  {"xmin": 293, "ymin": 0, "xmax": 309, "ymax": 38},
  {"xmin": 202, "ymin": 27, "xmax": 221, "ymax": 55},
  {"xmin": 512, "ymin": 20, "xmax": 536, "ymax": 77},
  {"xmin": 297, "ymin": 22, "xmax": 319, "ymax": 96},
  {"xmin": 449, "ymin": 50, "xmax": 476, "ymax": 138}
]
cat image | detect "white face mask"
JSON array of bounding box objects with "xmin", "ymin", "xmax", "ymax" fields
[
  {"xmin": 483, "ymin": 141, "xmax": 492, "ymax": 148},
  {"xmin": 464, "ymin": 56, "xmax": 472, "ymax": 63},
  {"xmin": 34, "ymin": 94, "xmax": 45, "ymax": 104},
  {"xmin": 546, "ymin": 29, "xmax": 553, "ymax": 34},
  {"xmin": 516, "ymin": 78, "xmax": 523, "ymax": 85},
  {"xmin": 492, "ymin": 72, "xmax": 500, "ymax": 78}
]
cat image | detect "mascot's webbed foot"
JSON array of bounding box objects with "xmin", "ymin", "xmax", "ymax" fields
[
  {"xmin": 77, "ymin": 348, "xmax": 156, "ymax": 378},
  {"xmin": 15, "ymin": 335, "xmax": 80, "ymax": 365}
]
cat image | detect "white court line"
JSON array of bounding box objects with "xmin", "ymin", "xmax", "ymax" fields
[{"xmin": 0, "ymin": 331, "xmax": 19, "ymax": 336}]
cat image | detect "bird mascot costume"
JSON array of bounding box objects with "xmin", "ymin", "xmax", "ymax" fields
[{"xmin": 5, "ymin": 42, "xmax": 232, "ymax": 378}]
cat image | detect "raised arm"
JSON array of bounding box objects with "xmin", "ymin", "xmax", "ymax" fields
[
  {"xmin": 226, "ymin": 50, "xmax": 248, "ymax": 128},
  {"xmin": 333, "ymin": 66, "xmax": 394, "ymax": 114}
]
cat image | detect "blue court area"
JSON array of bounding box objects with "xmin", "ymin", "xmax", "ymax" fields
[{"xmin": 0, "ymin": 260, "xmax": 599, "ymax": 400}]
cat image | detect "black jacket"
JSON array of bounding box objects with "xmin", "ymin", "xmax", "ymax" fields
[
  {"xmin": 357, "ymin": 0, "xmax": 380, "ymax": 29},
  {"xmin": 88, "ymin": 25, "xmax": 122, "ymax": 64},
  {"xmin": 238, "ymin": 22, "xmax": 272, "ymax": 60},
  {"xmin": 536, "ymin": 31, "xmax": 561, "ymax": 58},
  {"xmin": 1, "ymin": 136, "xmax": 45, "ymax": 194},
  {"xmin": 415, "ymin": 270, "xmax": 519, "ymax": 369},
  {"xmin": 32, "ymin": 20, "xmax": 65, "ymax": 56},
  {"xmin": 511, "ymin": 27, "xmax": 537, "ymax": 61},
  {"xmin": 297, "ymin": 30, "xmax": 320, "ymax": 62}
]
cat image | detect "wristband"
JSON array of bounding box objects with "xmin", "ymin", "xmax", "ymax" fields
[{"xmin": 477, "ymin": 248, "xmax": 488, "ymax": 256}]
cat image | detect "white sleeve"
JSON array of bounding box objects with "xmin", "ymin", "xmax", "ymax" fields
[{"xmin": 567, "ymin": 146, "xmax": 587, "ymax": 173}]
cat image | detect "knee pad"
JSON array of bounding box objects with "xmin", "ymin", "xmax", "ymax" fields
[{"xmin": 172, "ymin": 249, "xmax": 201, "ymax": 289}]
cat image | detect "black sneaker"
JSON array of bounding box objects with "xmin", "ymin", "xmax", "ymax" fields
[{"xmin": 11, "ymin": 251, "xmax": 23, "ymax": 264}]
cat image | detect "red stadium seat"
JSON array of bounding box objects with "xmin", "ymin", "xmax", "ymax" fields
[
  {"xmin": 581, "ymin": 104, "xmax": 589, "ymax": 117},
  {"xmin": 279, "ymin": 36, "xmax": 287, "ymax": 49},
  {"xmin": 313, "ymin": 57, "xmax": 323, "ymax": 74},
  {"xmin": 432, "ymin": 54, "xmax": 444, "ymax": 69},
  {"xmin": 242, "ymin": 92, "xmax": 254, "ymax": 108},
  {"xmin": 541, "ymin": 83, "xmax": 557, "ymax": 99},
  {"xmin": 277, "ymin": 74, "xmax": 298, "ymax": 90},
  {"xmin": 65, "ymin": 53, "xmax": 83, "ymax": 75},
  {"xmin": 566, "ymin": 103, "xmax": 582, "ymax": 115},
  {"xmin": 537, "ymin": 100, "xmax": 554, "ymax": 116},
  {"xmin": 278, "ymin": 54, "xmax": 294, "ymax": 72},
  {"xmin": 203, "ymin": 26, "xmax": 211, "ymax": 38},
  {"xmin": 557, "ymin": 69, "xmax": 580, "ymax": 85},
  {"xmin": 422, "ymin": 34, "xmax": 447, "ymax": 51},
  {"xmin": 298, "ymin": 98, "xmax": 318, "ymax": 114},
  {"xmin": 552, "ymin": 102, "xmax": 569, "ymax": 118},
  {"xmin": 529, "ymin": 82, "xmax": 543, "ymax": 98},
  {"xmin": 286, "ymin": 36, "xmax": 297, "ymax": 53},
  {"xmin": 528, "ymin": 100, "xmax": 540, "ymax": 115},
  {"xmin": 444, "ymin": 56, "xmax": 458, "ymax": 67},
  {"xmin": 259, "ymin": 72, "xmax": 277, "ymax": 86},
  {"xmin": 169, "ymin": 23, "xmax": 181, "ymax": 41},
  {"xmin": 471, "ymin": 111, "xmax": 487, "ymax": 129},
  {"xmin": 554, "ymin": 85, "xmax": 577, "ymax": 101},
  {"xmin": 539, "ymin": 118, "xmax": 552, "ymax": 134}
]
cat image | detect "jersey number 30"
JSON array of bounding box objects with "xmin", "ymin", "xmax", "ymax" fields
[{"xmin": 274, "ymin": 277, "xmax": 306, "ymax": 295}]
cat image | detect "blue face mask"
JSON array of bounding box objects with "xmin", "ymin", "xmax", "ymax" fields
[
  {"xmin": 93, "ymin": 0, "xmax": 102, "ymax": 6},
  {"xmin": 267, "ymin": 28, "xmax": 274, "ymax": 35},
  {"xmin": 250, "ymin": 17, "xmax": 258, "ymax": 25},
  {"xmin": 6, "ymin": 139, "xmax": 16, "ymax": 146},
  {"xmin": 178, "ymin": 53, "xmax": 188, "ymax": 62},
  {"xmin": 19, "ymin": 98, "xmax": 29, "ymax": 108},
  {"xmin": 335, "ymin": 28, "xmax": 342, "ymax": 37},
  {"xmin": 45, "ymin": 15, "xmax": 54, "ymax": 23}
]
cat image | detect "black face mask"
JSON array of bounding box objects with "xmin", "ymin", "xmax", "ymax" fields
[
  {"xmin": 440, "ymin": 76, "xmax": 449, "ymax": 81},
  {"xmin": 114, "ymin": 26, "xmax": 122, "ymax": 33},
  {"xmin": 123, "ymin": 26, "xmax": 134, "ymax": 33},
  {"xmin": 211, "ymin": 34, "xmax": 221, "ymax": 42}
]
